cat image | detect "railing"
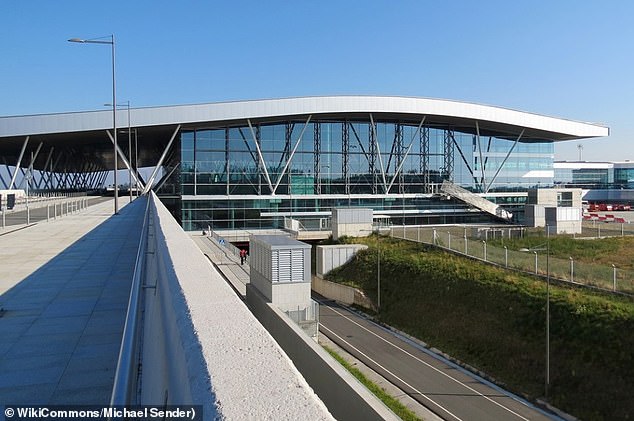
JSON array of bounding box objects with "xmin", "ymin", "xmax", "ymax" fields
[
  {"xmin": 389, "ymin": 225, "xmax": 634, "ymax": 295},
  {"xmin": 284, "ymin": 299, "xmax": 320, "ymax": 339},
  {"xmin": 1, "ymin": 197, "xmax": 92, "ymax": 230},
  {"xmin": 109, "ymin": 195, "xmax": 151, "ymax": 406},
  {"xmin": 210, "ymin": 230, "xmax": 243, "ymax": 260}
]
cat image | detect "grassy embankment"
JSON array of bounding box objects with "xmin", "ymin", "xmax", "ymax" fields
[
  {"xmin": 322, "ymin": 346, "xmax": 420, "ymax": 421},
  {"xmin": 488, "ymin": 234, "xmax": 634, "ymax": 270},
  {"xmin": 326, "ymin": 235, "xmax": 634, "ymax": 421}
]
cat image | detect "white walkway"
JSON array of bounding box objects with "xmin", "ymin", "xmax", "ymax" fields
[{"xmin": 0, "ymin": 197, "xmax": 145, "ymax": 404}]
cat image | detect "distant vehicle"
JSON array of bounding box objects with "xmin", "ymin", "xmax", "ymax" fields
[{"xmin": 587, "ymin": 202, "xmax": 631, "ymax": 212}]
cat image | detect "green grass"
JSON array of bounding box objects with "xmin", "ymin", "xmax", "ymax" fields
[
  {"xmin": 322, "ymin": 345, "xmax": 421, "ymax": 421},
  {"xmin": 488, "ymin": 234, "xmax": 634, "ymax": 270},
  {"xmin": 326, "ymin": 234, "xmax": 634, "ymax": 421}
]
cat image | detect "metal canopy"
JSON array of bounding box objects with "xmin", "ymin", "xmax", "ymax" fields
[{"xmin": 0, "ymin": 96, "xmax": 609, "ymax": 173}]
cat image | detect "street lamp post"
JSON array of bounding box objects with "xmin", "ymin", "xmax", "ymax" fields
[
  {"xmin": 520, "ymin": 239, "xmax": 551, "ymax": 400},
  {"xmin": 134, "ymin": 129, "xmax": 139, "ymax": 196},
  {"xmin": 106, "ymin": 101, "xmax": 132, "ymax": 202},
  {"xmin": 69, "ymin": 35, "xmax": 118, "ymax": 214},
  {"xmin": 546, "ymin": 235, "xmax": 550, "ymax": 399},
  {"xmin": 377, "ymin": 230, "xmax": 381, "ymax": 313}
]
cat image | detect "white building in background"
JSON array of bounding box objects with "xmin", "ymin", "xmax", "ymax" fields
[{"xmin": 554, "ymin": 161, "xmax": 634, "ymax": 204}]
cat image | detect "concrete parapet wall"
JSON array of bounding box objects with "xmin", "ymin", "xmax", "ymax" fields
[
  {"xmin": 141, "ymin": 193, "xmax": 333, "ymax": 419},
  {"xmin": 312, "ymin": 276, "xmax": 376, "ymax": 311},
  {"xmin": 246, "ymin": 284, "xmax": 398, "ymax": 421},
  {"xmin": 313, "ymin": 276, "xmax": 355, "ymax": 304},
  {"xmin": 316, "ymin": 244, "xmax": 368, "ymax": 278},
  {"xmin": 141, "ymin": 195, "xmax": 216, "ymax": 413}
]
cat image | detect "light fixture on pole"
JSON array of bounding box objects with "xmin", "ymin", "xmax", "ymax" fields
[
  {"xmin": 376, "ymin": 228, "xmax": 381, "ymax": 313},
  {"xmin": 105, "ymin": 101, "xmax": 133, "ymax": 202},
  {"xmin": 546, "ymin": 231, "xmax": 551, "ymax": 400},
  {"xmin": 68, "ymin": 35, "xmax": 118, "ymax": 214}
]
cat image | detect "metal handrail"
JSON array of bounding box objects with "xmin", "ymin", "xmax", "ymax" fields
[{"xmin": 109, "ymin": 194, "xmax": 151, "ymax": 407}]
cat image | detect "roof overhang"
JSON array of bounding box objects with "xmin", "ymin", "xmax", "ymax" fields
[{"xmin": 0, "ymin": 96, "xmax": 609, "ymax": 172}]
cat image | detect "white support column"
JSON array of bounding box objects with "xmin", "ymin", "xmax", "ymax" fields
[
  {"xmin": 46, "ymin": 153, "xmax": 63, "ymax": 190},
  {"xmin": 18, "ymin": 142, "xmax": 43, "ymax": 189},
  {"xmin": 143, "ymin": 125, "xmax": 181, "ymax": 194},
  {"xmin": 387, "ymin": 116, "xmax": 426, "ymax": 192},
  {"xmin": 36, "ymin": 147, "xmax": 55, "ymax": 189},
  {"xmin": 485, "ymin": 129, "xmax": 525, "ymax": 193},
  {"xmin": 247, "ymin": 119, "xmax": 274, "ymax": 194},
  {"xmin": 0, "ymin": 164, "xmax": 9, "ymax": 189},
  {"xmin": 106, "ymin": 130, "xmax": 146, "ymax": 191},
  {"xmin": 153, "ymin": 163, "xmax": 181, "ymax": 193},
  {"xmin": 9, "ymin": 136, "xmax": 29, "ymax": 189},
  {"xmin": 369, "ymin": 114, "xmax": 388, "ymax": 193},
  {"xmin": 476, "ymin": 121, "xmax": 486, "ymax": 190},
  {"xmin": 272, "ymin": 115, "xmax": 312, "ymax": 194}
]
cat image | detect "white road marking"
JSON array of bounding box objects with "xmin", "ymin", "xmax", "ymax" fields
[
  {"xmin": 321, "ymin": 323, "xmax": 464, "ymax": 421},
  {"xmin": 322, "ymin": 304, "xmax": 530, "ymax": 420}
]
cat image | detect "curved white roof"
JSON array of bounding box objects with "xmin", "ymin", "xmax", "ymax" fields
[{"xmin": 0, "ymin": 95, "xmax": 609, "ymax": 141}]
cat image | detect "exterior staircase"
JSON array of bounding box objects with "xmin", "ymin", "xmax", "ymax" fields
[{"xmin": 440, "ymin": 180, "xmax": 513, "ymax": 221}]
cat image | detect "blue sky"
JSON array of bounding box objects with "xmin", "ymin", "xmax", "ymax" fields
[{"xmin": 1, "ymin": 1, "xmax": 633, "ymax": 161}]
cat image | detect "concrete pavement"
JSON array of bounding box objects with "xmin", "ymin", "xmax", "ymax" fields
[
  {"xmin": 0, "ymin": 196, "xmax": 145, "ymax": 404},
  {"xmin": 190, "ymin": 234, "xmax": 250, "ymax": 296}
]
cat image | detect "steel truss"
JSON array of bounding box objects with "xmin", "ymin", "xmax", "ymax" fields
[
  {"xmin": 443, "ymin": 130, "xmax": 455, "ymax": 182},
  {"xmin": 342, "ymin": 122, "xmax": 350, "ymax": 194},
  {"xmin": 420, "ymin": 127, "xmax": 430, "ymax": 192},
  {"xmin": 171, "ymin": 118, "xmax": 530, "ymax": 201},
  {"xmin": 314, "ymin": 123, "xmax": 321, "ymax": 194}
]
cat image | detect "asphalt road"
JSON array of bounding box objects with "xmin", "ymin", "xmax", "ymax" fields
[{"xmin": 318, "ymin": 299, "xmax": 559, "ymax": 421}]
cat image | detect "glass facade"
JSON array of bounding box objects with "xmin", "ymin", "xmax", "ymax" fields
[
  {"xmin": 554, "ymin": 165, "xmax": 612, "ymax": 188},
  {"xmin": 176, "ymin": 120, "xmax": 554, "ymax": 230},
  {"xmin": 614, "ymin": 167, "xmax": 634, "ymax": 188}
]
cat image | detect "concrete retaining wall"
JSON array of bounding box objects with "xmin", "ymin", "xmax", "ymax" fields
[
  {"xmin": 316, "ymin": 244, "xmax": 368, "ymax": 278},
  {"xmin": 246, "ymin": 284, "xmax": 398, "ymax": 421},
  {"xmin": 312, "ymin": 276, "xmax": 376, "ymax": 310}
]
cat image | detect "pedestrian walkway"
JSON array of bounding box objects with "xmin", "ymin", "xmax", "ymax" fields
[
  {"xmin": 0, "ymin": 196, "xmax": 110, "ymax": 232},
  {"xmin": 190, "ymin": 234, "xmax": 249, "ymax": 297},
  {"xmin": 0, "ymin": 196, "xmax": 145, "ymax": 404}
]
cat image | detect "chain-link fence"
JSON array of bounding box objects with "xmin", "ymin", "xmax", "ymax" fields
[{"xmin": 389, "ymin": 225, "xmax": 634, "ymax": 295}]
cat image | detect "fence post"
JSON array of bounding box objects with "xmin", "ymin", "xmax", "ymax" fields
[
  {"xmin": 47, "ymin": 205, "xmax": 50, "ymax": 222},
  {"xmin": 417, "ymin": 226, "xmax": 420, "ymax": 243},
  {"xmin": 504, "ymin": 246, "xmax": 508, "ymax": 268},
  {"xmin": 613, "ymin": 264, "xmax": 617, "ymax": 291},
  {"xmin": 403, "ymin": 225, "xmax": 406, "ymax": 238},
  {"xmin": 598, "ymin": 225, "xmax": 601, "ymax": 238},
  {"xmin": 622, "ymin": 223, "xmax": 624, "ymax": 237},
  {"xmin": 534, "ymin": 251, "xmax": 538, "ymax": 274},
  {"xmin": 570, "ymin": 257, "xmax": 574, "ymax": 282},
  {"xmin": 447, "ymin": 232, "xmax": 451, "ymax": 250},
  {"xmin": 464, "ymin": 235, "xmax": 468, "ymax": 255},
  {"xmin": 483, "ymin": 240, "xmax": 487, "ymax": 261},
  {"xmin": 433, "ymin": 229, "xmax": 437, "ymax": 245}
]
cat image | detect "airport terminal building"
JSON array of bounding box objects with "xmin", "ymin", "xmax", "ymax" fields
[{"xmin": 0, "ymin": 96, "xmax": 609, "ymax": 231}]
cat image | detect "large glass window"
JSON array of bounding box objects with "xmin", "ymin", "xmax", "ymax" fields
[{"xmin": 179, "ymin": 120, "xmax": 555, "ymax": 229}]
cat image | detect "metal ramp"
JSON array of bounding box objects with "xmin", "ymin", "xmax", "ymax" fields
[{"xmin": 441, "ymin": 180, "xmax": 513, "ymax": 221}]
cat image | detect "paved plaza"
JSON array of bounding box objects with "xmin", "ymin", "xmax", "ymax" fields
[{"xmin": 0, "ymin": 197, "xmax": 144, "ymax": 404}]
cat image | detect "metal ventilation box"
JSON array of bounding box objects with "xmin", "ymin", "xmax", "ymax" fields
[{"xmin": 249, "ymin": 235, "xmax": 312, "ymax": 312}]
